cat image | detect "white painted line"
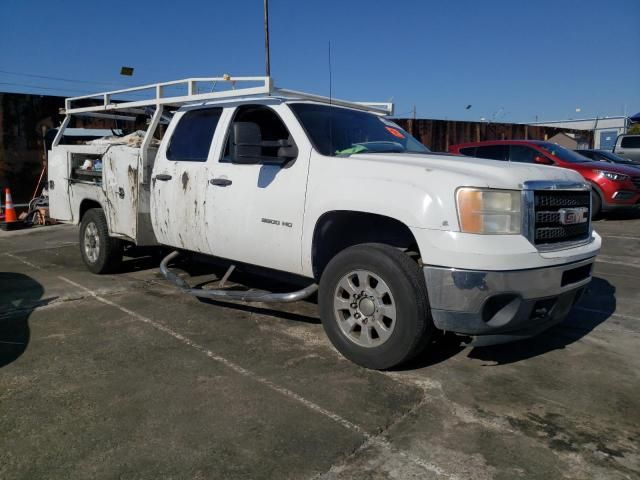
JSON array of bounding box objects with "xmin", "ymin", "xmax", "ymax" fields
[
  {"xmin": 596, "ymin": 255, "xmax": 640, "ymax": 268},
  {"xmin": 6, "ymin": 242, "xmax": 78, "ymax": 255},
  {"xmin": 56, "ymin": 274, "xmax": 460, "ymax": 480},
  {"xmin": 4, "ymin": 252, "xmax": 42, "ymax": 270},
  {"xmin": 602, "ymin": 234, "xmax": 640, "ymax": 241},
  {"xmin": 57, "ymin": 275, "xmax": 365, "ymax": 435}
]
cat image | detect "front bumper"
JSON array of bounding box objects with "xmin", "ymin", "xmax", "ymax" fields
[{"xmin": 424, "ymin": 257, "xmax": 595, "ymax": 344}]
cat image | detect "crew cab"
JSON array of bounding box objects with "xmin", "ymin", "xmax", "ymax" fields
[
  {"xmin": 613, "ymin": 134, "xmax": 640, "ymax": 162},
  {"xmin": 449, "ymin": 140, "xmax": 640, "ymax": 217},
  {"xmin": 48, "ymin": 77, "xmax": 601, "ymax": 369}
]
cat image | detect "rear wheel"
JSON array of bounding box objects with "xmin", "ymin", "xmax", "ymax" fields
[
  {"xmin": 79, "ymin": 208, "xmax": 123, "ymax": 274},
  {"xmin": 318, "ymin": 243, "xmax": 434, "ymax": 370}
]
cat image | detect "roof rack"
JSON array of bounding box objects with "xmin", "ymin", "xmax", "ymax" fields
[{"xmin": 63, "ymin": 75, "xmax": 393, "ymax": 116}]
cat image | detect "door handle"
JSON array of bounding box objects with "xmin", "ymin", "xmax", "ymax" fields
[
  {"xmin": 155, "ymin": 174, "xmax": 172, "ymax": 181},
  {"xmin": 209, "ymin": 178, "xmax": 232, "ymax": 187}
]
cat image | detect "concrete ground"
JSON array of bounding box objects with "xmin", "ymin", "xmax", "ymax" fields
[{"xmin": 1, "ymin": 217, "xmax": 639, "ymax": 480}]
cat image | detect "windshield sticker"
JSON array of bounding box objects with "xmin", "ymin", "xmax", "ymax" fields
[{"xmin": 385, "ymin": 126, "xmax": 405, "ymax": 139}]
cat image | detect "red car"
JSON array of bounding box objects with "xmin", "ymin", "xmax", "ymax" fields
[{"xmin": 449, "ymin": 140, "xmax": 640, "ymax": 217}]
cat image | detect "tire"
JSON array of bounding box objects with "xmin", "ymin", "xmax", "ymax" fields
[
  {"xmin": 591, "ymin": 189, "xmax": 602, "ymax": 220},
  {"xmin": 318, "ymin": 243, "xmax": 434, "ymax": 370},
  {"xmin": 79, "ymin": 208, "xmax": 123, "ymax": 274}
]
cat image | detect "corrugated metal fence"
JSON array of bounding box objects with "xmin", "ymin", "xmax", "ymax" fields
[{"xmin": 392, "ymin": 118, "xmax": 593, "ymax": 152}]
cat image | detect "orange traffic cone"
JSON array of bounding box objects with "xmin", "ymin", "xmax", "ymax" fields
[{"xmin": 3, "ymin": 188, "xmax": 18, "ymax": 223}]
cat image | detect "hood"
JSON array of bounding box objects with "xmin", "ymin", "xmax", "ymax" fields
[
  {"xmin": 345, "ymin": 152, "xmax": 585, "ymax": 189},
  {"xmin": 572, "ymin": 161, "xmax": 640, "ymax": 177}
]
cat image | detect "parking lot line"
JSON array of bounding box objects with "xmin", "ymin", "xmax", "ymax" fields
[
  {"xmin": 55, "ymin": 275, "xmax": 461, "ymax": 480},
  {"xmin": 57, "ymin": 275, "xmax": 366, "ymax": 435}
]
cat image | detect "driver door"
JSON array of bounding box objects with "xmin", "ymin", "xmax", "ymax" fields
[{"xmin": 206, "ymin": 104, "xmax": 311, "ymax": 275}]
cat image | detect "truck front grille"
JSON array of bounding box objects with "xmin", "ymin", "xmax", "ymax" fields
[
  {"xmin": 533, "ymin": 191, "xmax": 591, "ymax": 246},
  {"xmin": 632, "ymin": 176, "xmax": 640, "ymax": 189}
]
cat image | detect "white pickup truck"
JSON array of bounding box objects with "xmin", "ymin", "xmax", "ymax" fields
[{"xmin": 48, "ymin": 76, "xmax": 600, "ymax": 369}]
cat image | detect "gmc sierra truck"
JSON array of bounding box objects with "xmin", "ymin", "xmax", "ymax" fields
[{"xmin": 48, "ymin": 76, "xmax": 600, "ymax": 369}]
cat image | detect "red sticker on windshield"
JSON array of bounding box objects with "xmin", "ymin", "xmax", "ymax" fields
[{"xmin": 385, "ymin": 126, "xmax": 405, "ymax": 139}]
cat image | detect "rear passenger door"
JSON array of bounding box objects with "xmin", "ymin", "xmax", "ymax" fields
[{"xmin": 151, "ymin": 107, "xmax": 222, "ymax": 253}]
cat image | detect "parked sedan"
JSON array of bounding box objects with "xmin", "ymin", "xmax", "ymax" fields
[
  {"xmin": 449, "ymin": 140, "xmax": 640, "ymax": 218},
  {"xmin": 575, "ymin": 149, "xmax": 640, "ymax": 169}
]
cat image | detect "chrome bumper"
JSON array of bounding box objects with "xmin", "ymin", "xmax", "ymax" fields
[{"xmin": 424, "ymin": 257, "xmax": 595, "ymax": 344}]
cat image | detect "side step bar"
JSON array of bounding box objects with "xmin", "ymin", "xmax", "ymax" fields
[{"xmin": 159, "ymin": 251, "xmax": 318, "ymax": 303}]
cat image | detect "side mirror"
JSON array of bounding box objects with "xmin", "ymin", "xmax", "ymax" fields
[{"xmin": 534, "ymin": 155, "xmax": 553, "ymax": 165}]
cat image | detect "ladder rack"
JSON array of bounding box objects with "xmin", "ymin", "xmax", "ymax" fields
[{"xmin": 63, "ymin": 76, "xmax": 393, "ymax": 116}]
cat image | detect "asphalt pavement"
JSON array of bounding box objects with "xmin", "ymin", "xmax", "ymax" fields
[{"xmin": 1, "ymin": 217, "xmax": 639, "ymax": 480}]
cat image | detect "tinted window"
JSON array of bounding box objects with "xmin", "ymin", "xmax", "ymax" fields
[
  {"xmin": 223, "ymin": 105, "xmax": 295, "ymax": 164},
  {"xmin": 538, "ymin": 143, "xmax": 590, "ymax": 163},
  {"xmin": 621, "ymin": 136, "xmax": 640, "ymax": 148},
  {"xmin": 509, "ymin": 145, "xmax": 538, "ymax": 163},
  {"xmin": 458, "ymin": 147, "xmax": 476, "ymax": 156},
  {"xmin": 167, "ymin": 108, "xmax": 222, "ymax": 161},
  {"xmin": 575, "ymin": 150, "xmax": 596, "ymax": 160},
  {"xmin": 289, "ymin": 103, "xmax": 429, "ymax": 156},
  {"xmin": 475, "ymin": 145, "xmax": 507, "ymax": 161}
]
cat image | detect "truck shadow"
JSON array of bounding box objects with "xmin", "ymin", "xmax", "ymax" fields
[
  {"xmin": 465, "ymin": 276, "xmax": 616, "ymax": 366},
  {"xmin": 0, "ymin": 273, "xmax": 48, "ymax": 368}
]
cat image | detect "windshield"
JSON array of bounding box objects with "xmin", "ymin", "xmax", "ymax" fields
[
  {"xmin": 599, "ymin": 150, "xmax": 637, "ymax": 164},
  {"xmin": 289, "ymin": 103, "xmax": 430, "ymax": 156},
  {"xmin": 539, "ymin": 143, "xmax": 591, "ymax": 163}
]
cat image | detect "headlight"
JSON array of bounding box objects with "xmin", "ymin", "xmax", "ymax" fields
[
  {"xmin": 456, "ymin": 188, "xmax": 521, "ymax": 234},
  {"xmin": 595, "ymin": 170, "xmax": 629, "ymax": 182}
]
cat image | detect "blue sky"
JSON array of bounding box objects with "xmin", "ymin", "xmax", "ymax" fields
[{"xmin": 1, "ymin": 0, "xmax": 638, "ymax": 122}]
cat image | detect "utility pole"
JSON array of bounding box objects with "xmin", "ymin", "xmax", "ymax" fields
[
  {"xmin": 412, "ymin": 105, "xmax": 416, "ymax": 120},
  {"xmin": 264, "ymin": 0, "xmax": 271, "ymax": 77}
]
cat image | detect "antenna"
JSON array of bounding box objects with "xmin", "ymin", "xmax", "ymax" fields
[
  {"xmin": 328, "ymin": 40, "xmax": 333, "ymax": 104},
  {"xmin": 328, "ymin": 40, "xmax": 333, "ymax": 154},
  {"xmin": 264, "ymin": 0, "xmax": 271, "ymax": 77}
]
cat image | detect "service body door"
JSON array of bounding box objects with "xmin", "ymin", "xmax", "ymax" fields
[
  {"xmin": 206, "ymin": 103, "xmax": 311, "ymax": 275},
  {"xmin": 102, "ymin": 146, "xmax": 138, "ymax": 240},
  {"xmin": 151, "ymin": 107, "xmax": 223, "ymax": 253},
  {"xmin": 47, "ymin": 147, "xmax": 73, "ymax": 221}
]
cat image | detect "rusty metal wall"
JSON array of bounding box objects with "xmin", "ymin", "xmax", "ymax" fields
[
  {"xmin": 0, "ymin": 92, "xmax": 137, "ymax": 204},
  {"xmin": 393, "ymin": 118, "xmax": 593, "ymax": 153}
]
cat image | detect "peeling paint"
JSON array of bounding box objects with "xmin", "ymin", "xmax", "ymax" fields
[{"xmin": 182, "ymin": 171, "xmax": 189, "ymax": 191}]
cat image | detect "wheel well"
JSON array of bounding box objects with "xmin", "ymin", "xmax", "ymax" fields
[
  {"xmin": 312, "ymin": 211, "xmax": 420, "ymax": 279},
  {"xmin": 79, "ymin": 199, "xmax": 102, "ymax": 221}
]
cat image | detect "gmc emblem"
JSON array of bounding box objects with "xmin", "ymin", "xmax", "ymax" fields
[{"xmin": 558, "ymin": 207, "xmax": 589, "ymax": 225}]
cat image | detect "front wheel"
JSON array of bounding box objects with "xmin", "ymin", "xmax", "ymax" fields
[
  {"xmin": 318, "ymin": 243, "xmax": 434, "ymax": 370},
  {"xmin": 79, "ymin": 208, "xmax": 123, "ymax": 274}
]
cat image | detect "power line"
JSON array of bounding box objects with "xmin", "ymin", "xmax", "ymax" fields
[
  {"xmin": 0, "ymin": 68, "xmax": 126, "ymax": 87},
  {"xmin": 0, "ymin": 81, "xmax": 96, "ymax": 94}
]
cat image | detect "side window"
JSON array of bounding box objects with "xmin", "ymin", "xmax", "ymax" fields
[
  {"xmin": 509, "ymin": 145, "xmax": 537, "ymax": 163},
  {"xmin": 458, "ymin": 147, "xmax": 476, "ymax": 156},
  {"xmin": 166, "ymin": 108, "xmax": 222, "ymax": 161},
  {"xmin": 223, "ymin": 105, "xmax": 297, "ymax": 164},
  {"xmin": 475, "ymin": 145, "xmax": 507, "ymax": 161},
  {"xmin": 620, "ymin": 136, "xmax": 640, "ymax": 148}
]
